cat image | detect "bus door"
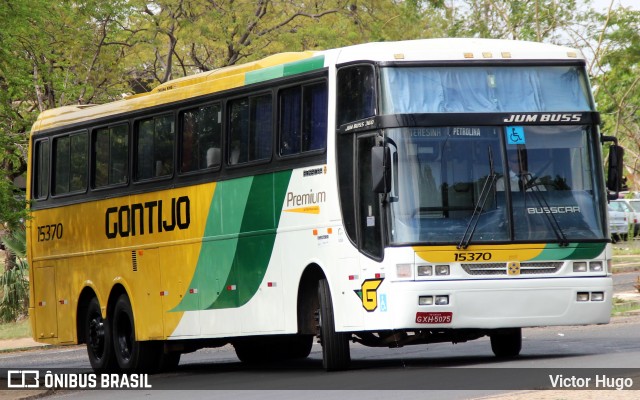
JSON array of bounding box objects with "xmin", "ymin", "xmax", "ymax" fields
[
  {"xmin": 133, "ymin": 248, "xmax": 165, "ymax": 339},
  {"xmin": 32, "ymin": 263, "xmax": 57, "ymax": 341}
]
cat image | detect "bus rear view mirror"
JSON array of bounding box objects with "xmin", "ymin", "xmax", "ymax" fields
[
  {"xmin": 372, "ymin": 146, "xmax": 391, "ymax": 194},
  {"xmin": 606, "ymin": 144, "xmax": 624, "ymax": 200}
]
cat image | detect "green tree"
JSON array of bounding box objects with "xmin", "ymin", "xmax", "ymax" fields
[
  {"xmin": 443, "ymin": 0, "xmax": 579, "ymax": 41},
  {"xmin": 122, "ymin": 0, "xmax": 350, "ymax": 89},
  {"xmin": 569, "ymin": 2, "xmax": 640, "ymax": 188}
]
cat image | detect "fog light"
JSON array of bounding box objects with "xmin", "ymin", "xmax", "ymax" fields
[
  {"xmin": 435, "ymin": 265, "xmax": 450, "ymax": 276},
  {"xmin": 419, "ymin": 296, "xmax": 433, "ymax": 306},
  {"xmin": 417, "ymin": 265, "xmax": 433, "ymax": 276},
  {"xmin": 591, "ymin": 292, "xmax": 605, "ymax": 301},
  {"xmin": 573, "ymin": 262, "xmax": 587, "ymax": 273},
  {"xmin": 435, "ymin": 295, "xmax": 449, "ymax": 305},
  {"xmin": 577, "ymin": 292, "xmax": 589, "ymax": 302},
  {"xmin": 589, "ymin": 261, "xmax": 603, "ymax": 272},
  {"xmin": 396, "ymin": 264, "xmax": 412, "ymax": 278}
]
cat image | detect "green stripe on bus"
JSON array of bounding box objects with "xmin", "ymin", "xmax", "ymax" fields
[
  {"xmin": 534, "ymin": 242, "xmax": 606, "ymax": 260},
  {"xmin": 207, "ymin": 170, "xmax": 292, "ymax": 309},
  {"xmin": 172, "ymin": 171, "xmax": 292, "ymax": 312},
  {"xmin": 171, "ymin": 177, "xmax": 253, "ymax": 312},
  {"xmin": 244, "ymin": 55, "xmax": 325, "ymax": 85}
]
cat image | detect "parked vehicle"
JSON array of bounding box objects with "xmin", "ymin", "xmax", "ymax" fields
[
  {"xmin": 609, "ymin": 199, "xmax": 638, "ymax": 238},
  {"xmin": 608, "ymin": 204, "xmax": 628, "ymax": 243},
  {"xmin": 622, "ymin": 199, "xmax": 640, "ymax": 237}
]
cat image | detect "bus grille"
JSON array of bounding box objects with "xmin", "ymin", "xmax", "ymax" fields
[{"xmin": 461, "ymin": 262, "xmax": 563, "ymax": 275}]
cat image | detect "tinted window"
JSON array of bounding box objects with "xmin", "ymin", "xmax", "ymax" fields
[
  {"xmin": 280, "ymin": 82, "xmax": 327, "ymax": 156},
  {"xmin": 181, "ymin": 103, "xmax": 222, "ymax": 173},
  {"xmin": 53, "ymin": 132, "xmax": 88, "ymax": 195},
  {"xmin": 336, "ymin": 65, "xmax": 376, "ymax": 126},
  {"xmin": 93, "ymin": 124, "xmax": 128, "ymax": 188},
  {"xmin": 228, "ymin": 94, "xmax": 272, "ymax": 165},
  {"xmin": 33, "ymin": 139, "xmax": 50, "ymax": 199},
  {"xmin": 135, "ymin": 114, "xmax": 174, "ymax": 180}
]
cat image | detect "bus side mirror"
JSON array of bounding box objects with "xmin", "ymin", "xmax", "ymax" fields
[
  {"xmin": 606, "ymin": 143, "xmax": 624, "ymax": 200},
  {"xmin": 372, "ymin": 146, "xmax": 391, "ymax": 194}
]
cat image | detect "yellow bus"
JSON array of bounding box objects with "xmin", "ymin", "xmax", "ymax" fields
[{"xmin": 27, "ymin": 38, "xmax": 623, "ymax": 373}]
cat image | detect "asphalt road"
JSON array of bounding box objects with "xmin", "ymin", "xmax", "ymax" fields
[
  {"xmin": 1, "ymin": 270, "xmax": 638, "ymax": 399},
  {"xmin": 2, "ymin": 313, "xmax": 640, "ymax": 399}
]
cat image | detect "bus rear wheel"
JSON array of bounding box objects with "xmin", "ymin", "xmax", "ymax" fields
[
  {"xmin": 317, "ymin": 279, "xmax": 350, "ymax": 371},
  {"xmin": 490, "ymin": 328, "xmax": 522, "ymax": 358},
  {"xmin": 85, "ymin": 297, "xmax": 117, "ymax": 372},
  {"xmin": 112, "ymin": 294, "xmax": 159, "ymax": 372}
]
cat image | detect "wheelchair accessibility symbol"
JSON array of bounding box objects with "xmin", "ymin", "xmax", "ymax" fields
[{"xmin": 506, "ymin": 126, "xmax": 525, "ymax": 144}]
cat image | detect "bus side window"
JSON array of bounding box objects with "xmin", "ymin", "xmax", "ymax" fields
[
  {"xmin": 279, "ymin": 81, "xmax": 327, "ymax": 156},
  {"xmin": 135, "ymin": 114, "xmax": 174, "ymax": 180},
  {"xmin": 93, "ymin": 124, "xmax": 128, "ymax": 188},
  {"xmin": 53, "ymin": 132, "xmax": 88, "ymax": 196},
  {"xmin": 304, "ymin": 82, "xmax": 328, "ymax": 151},
  {"xmin": 228, "ymin": 94, "xmax": 272, "ymax": 165},
  {"xmin": 180, "ymin": 103, "xmax": 221, "ymax": 173},
  {"xmin": 336, "ymin": 65, "xmax": 375, "ymax": 126},
  {"xmin": 33, "ymin": 139, "xmax": 50, "ymax": 199}
]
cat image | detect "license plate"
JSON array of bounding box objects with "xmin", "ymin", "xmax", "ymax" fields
[{"xmin": 415, "ymin": 312, "xmax": 452, "ymax": 324}]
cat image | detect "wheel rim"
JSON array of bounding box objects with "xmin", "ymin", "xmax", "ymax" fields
[
  {"xmin": 115, "ymin": 310, "xmax": 133, "ymax": 361},
  {"xmin": 88, "ymin": 314, "xmax": 105, "ymax": 359}
]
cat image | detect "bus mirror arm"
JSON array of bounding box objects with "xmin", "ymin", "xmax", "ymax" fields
[
  {"xmin": 602, "ymin": 136, "xmax": 624, "ymax": 201},
  {"xmin": 372, "ymin": 146, "xmax": 391, "ymax": 194}
]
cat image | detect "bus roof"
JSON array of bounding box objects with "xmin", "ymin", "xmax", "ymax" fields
[
  {"xmin": 329, "ymin": 38, "xmax": 585, "ymax": 64},
  {"xmin": 32, "ymin": 51, "xmax": 321, "ymax": 133},
  {"xmin": 31, "ymin": 38, "xmax": 584, "ymax": 133}
]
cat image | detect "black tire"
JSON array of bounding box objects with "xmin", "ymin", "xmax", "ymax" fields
[
  {"xmin": 283, "ymin": 334, "xmax": 313, "ymax": 359},
  {"xmin": 233, "ymin": 339, "xmax": 263, "ymax": 363},
  {"xmin": 318, "ymin": 279, "xmax": 350, "ymax": 371},
  {"xmin": 112, "ymin": 294, "xmax": 160, "ymax": 373},
  {"xmin": 490, "ymin": 328, "xmax": 522, "ymax": 358},
  {"xmin": 85, "ymin": 297, "xmax": 117, "ymax": 372}
]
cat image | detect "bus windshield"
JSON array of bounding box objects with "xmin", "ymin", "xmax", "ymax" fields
[
  {"xmin": 380, "ymin": 65, "xmax": 593, "ymax": 113},
  {"xmin": 386, "ymin": 125, "xmax": 605, "ymax": 245}
]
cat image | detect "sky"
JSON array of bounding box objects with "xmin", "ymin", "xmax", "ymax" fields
[{"xmin": 590, "ymin": 0, "xmax": 640, "ymax": 11}]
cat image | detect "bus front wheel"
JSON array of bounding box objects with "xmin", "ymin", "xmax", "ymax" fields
[
  {"xmin": 490, "ymin": 328, "xmax": 522, "ymax": 358},
  {"xmin": 112, "ymin": 294, "xmax": 158, "ymax": 372},
  {"xmin": 317, "ymin": 279, "xmax": 350, "ymax": 371},
  {"xmin": 85, "ymin": 297, "xmax": 117, "ymax": 372}
]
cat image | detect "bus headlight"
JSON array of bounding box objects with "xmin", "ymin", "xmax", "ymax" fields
[
  {"xmin": 589, "ymin": 261, "xmax": 603, "ymax": 272},
  {"xmin": 577, "ymin": 292, "xmax": 589, "ymax": 302},
  {"xmin": 591, "ymin": 292, "xmax": 605, "ymax": 301},
  {"xmin": 419, "ymin": 296, "xmax": 433, "ymax": 306},
  {"xmin": 417, "ymin": 265, "xmax": 433, "ymax": 276},
  {"xmin": 435, "ymin": 295, "xmax": 449, "ymax": 305},
  {"xmin": 573, "ymin": 262, "xmax": 588, "ymax": 273},
  {"xmin": 435, "ymin": 265, "xmax": 450, "ymax": 276}
]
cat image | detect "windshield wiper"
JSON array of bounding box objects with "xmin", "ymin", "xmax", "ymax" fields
[
  {"xmin": 458, "ymin": 147, "xmax": 496, "ymax": 250},
  {"xmin": 521, "ymin": 173, "xmax": 569, "ymax": 246}
]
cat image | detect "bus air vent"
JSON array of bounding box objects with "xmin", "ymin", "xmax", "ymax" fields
[{"xmin": 131, "ymin": 251, "xmax": 138, "ymax": 272}]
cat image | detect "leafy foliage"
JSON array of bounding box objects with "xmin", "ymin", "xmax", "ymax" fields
[{"xmin": 0, "ymin": 226, "xmax": 28, "ymax": 322}]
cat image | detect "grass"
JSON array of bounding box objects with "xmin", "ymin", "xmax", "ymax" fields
[
  {"xmin": 612, "ymin": 236, "xmax": 640, "ymax": 256},
  {"xmin": 612, "ymin": 297, "xmax": 640, "ymax": 315},
  {"xmin": 0, "ymin": 318, "xmax": 31, "ymax": 340}
]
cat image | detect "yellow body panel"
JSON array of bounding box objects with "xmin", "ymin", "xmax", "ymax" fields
[{"xmin": 28, "ymin": 182, "xmax": 216, "ymax": 343}]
